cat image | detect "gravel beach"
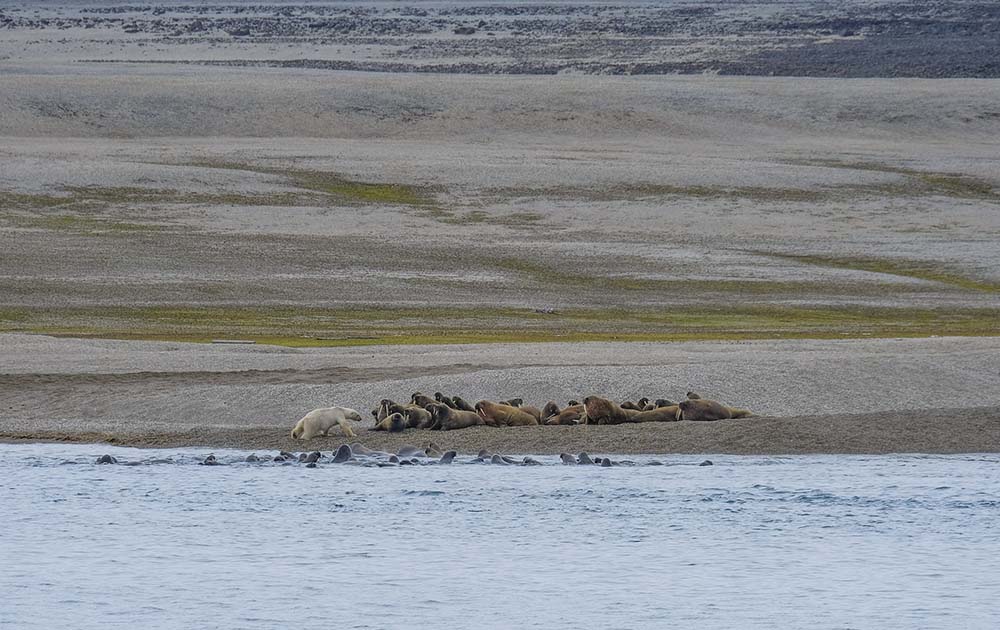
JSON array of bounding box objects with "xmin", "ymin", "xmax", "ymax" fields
[{"xmin": 3, "ymin": 334, "xmax": 999, "ymax": 454}]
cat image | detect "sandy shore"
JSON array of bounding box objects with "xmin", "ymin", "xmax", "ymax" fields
[{"xmin": 3, "ymin": 334, "xmax": 999, "ymax": 454}]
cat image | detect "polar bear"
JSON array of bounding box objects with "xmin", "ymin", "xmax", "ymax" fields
[{"xmin": 290, "ymin": 407, "xmax": 363, "ymax": 440}]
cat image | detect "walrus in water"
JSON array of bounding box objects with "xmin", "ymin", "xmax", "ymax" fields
[
  {"xmin": 628, "ymin": 405, "xmax": 681, "ymax": 422},
  {"xmin": 427, "ymin": 402, "xmax": 486, "ymax": 430},
  {"xmin": 451, "ymin": 396, "xmax": 476, "ymax": 412},
  {"xmin": 475, "ymin": 400, "xmax": 539, "ymax": 427},
  {"xmin": 371, "ymin": 412, "xmax": 407, "ymax": 432},
  {"xmin": 583, "ymin": 396, "xmax": 637, "ymax": 425},
  {"xmin": 678, "ymin": 399, "xmax": 752, "ymax": 421},
  {"xmin": 545, "ymin": 404, "xmax": 586, "ymax": 425}
]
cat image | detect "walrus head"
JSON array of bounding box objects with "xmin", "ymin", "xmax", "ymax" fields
[{"xmin": 434, "ymin": 392, "xmax": 447, "ymax": 402}]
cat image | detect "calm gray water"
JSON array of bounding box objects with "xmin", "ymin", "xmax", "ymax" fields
[{"xmin": 2, "ymin": 444, "xmax": 998, "ymax": 629}]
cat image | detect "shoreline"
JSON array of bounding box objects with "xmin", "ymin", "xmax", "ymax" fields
[{"xmin": 4, "ymin": 407, "xmax": 998, "ymax": 455}]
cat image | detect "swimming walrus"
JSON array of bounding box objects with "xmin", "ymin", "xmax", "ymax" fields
[
  {"xmin": 427, "ymin": 402, "xmax": 487, "ymax": 430},
  {"xmin": 628, "ymin": 405, "xmax": 681, "ymax": 422},
  {"xmin": 678, "ymin": 399, "xmax": 752, "ymax": 421},
  {"xmin": 451, "ymin": 396, "xmax": 476, "ymax": 412},
  {"xmin": 544, "ymin": 404, "xmax": 586, "ymax": 425},
  {"xmin": 582, "ymin": 396, "xmax": 638, "ymax": 425},
  {"xmin": 371, "ymin": 412, "xmax": 407, "ymax": 432},
  {"xmin": 475, "ymin": 400, "xmax": 539, "ymax": 427}
]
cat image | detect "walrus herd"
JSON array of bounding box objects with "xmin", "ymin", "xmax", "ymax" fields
[
  {"xmin": 95, "ymin": 444, "xmax": 713, "ymax": 468},
  {"xmin": 359, "ymin": 391, "xmax": 752, "ymax": 433}
]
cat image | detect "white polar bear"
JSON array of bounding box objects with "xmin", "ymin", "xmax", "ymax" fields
[{"xmin": 290, "ymin": 407, "xmax": 363, "ymax": 440}]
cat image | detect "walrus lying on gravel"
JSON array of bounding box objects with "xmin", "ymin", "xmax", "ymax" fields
[
  {"xmin": 582, "ymin": 396, "xmax": 638, "ymax": 425},
  {"xmin": 630, "ymin": 405, "xmax": 681, "ymax": 422},
  {"xmin": 475, "ymin": 400, "xmax": 539, "ymax": 427},
  {"xmin": 411, "ymin": 392, "xmax": 436, "ymax": 408},
  {"xmin": 291, "ymin": 407, "xmax": 363, "ymax": 440},
  {"xmin": 427, "ymin": 402, "xmax": 488, "ymax": 430},
  {"xmin": 544, "ymin": 404, "xmax": 587, "ymax": 425},
  {"xmin": 371, "ymin": 412, "xmax": 407, "ymax": 432},
  {"xmin": 678, "ymin": 398, "xmax": 752, "ymax": 421},
  {"xmin": 451, "ymin": 396, "xmax": 476, "ymax": 412}
]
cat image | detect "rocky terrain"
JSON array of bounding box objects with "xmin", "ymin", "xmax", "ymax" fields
[{"xmin": 1, "ymin": 1, "xmax": 999, "ymax": 77}]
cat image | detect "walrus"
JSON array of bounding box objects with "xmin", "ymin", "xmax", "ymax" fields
[
  {"xmin": 350, "ymin": 443, "xmax": 391, "ymax": 458},
  {"xmin": 291, "ymin": 407, "xmax": 363, "ymax": 440},
  {"xmin": 411, "ymin": 393, "xmax": 436, "ymax": 409},
  {"xmin": 502, "ymin": 398, "xmax": 524, "ymax": 408},
  {"xmin": 567, "ymin": 400, "xmax": 581, "ymax": 406},
  {"xmin": 439, "ymin": 451, "xmax": 456, "ymax": 465},
  {"xmin": 545, "ymin": 404, "xmax": 586, "ymax": 425},
  {"xmin": 655, "ymin": 399, "xmax": 675, "ymax": 407},
  {"xmin": 678, "ymin": 399, "xmax": 752, "ymax": 421},
  {"xmin": 427, "ymin": 402, "xmax": 486, "ymax": 430},
  {"xmin": 686, "ymin": 391, "xmax": 702, "ymax": 400},
  {"xmin": 582, "ymin": 396, "xmax": 637, "ymax": 425},
  {"xmin": 96, "ymin": 454, "xmax": 117, "ymax": 465},
  {"xmin": 628, "ymin": 405, "xmax": 681, "ymax": 423},
  {"xmin": 371, "ymin": 412, "xmax": 407, "ymax": 432},
  {"xmin": 475, "ymin": 400, "xmax": 539, "ymax": 427},
  {"xmin": 541, "ymin": 401, "xmax": 561, "ymax": 421},
  {"xmin": 521, "ymin": 405, "xmax": 543, "ymax": 421},
  {"xmin": 434, "ymin": 392, "xmax": 458, "ymax": 409},
  {"xmin": 620, "ymin": 401, "xmax": 644, "ymax": 411},
  {"xmin": 451, "ymin": 396, "xmax": 476, "ymax": 412},
  {"xmin": 559, "ymin": 453, "xmax": 577, "ymax": 465},
  {"xmin": 397, "ymin": 445, "xmax": 427, "ymax": 458},
  {"xmin": 332, "ymin": 444, "xmax": 353, "ymax": 463},
  {"xmin": 402, "ymin": 405, "xmax": 434, "ymax": 429}
]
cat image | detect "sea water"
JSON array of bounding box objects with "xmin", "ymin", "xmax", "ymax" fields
[{"xmin": 1, "ymin": 444, "xmax": 998, "ymax": 629}]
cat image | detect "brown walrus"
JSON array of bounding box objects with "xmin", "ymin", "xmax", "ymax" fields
[
  {"xmin": 451, "ymin": 396, "xmax": 476, "ymax": 412},
  {"xmin": 678, "ymin": 399, "xmax": 752, "ymax": 421},
  {"xmin": 629, "ymin": 405, "xmax": 681, "ymax": 422},
  {"xmin": 620, "ymin": 401, "xmax": 644, "ymax": 411},
  {"xmin": 434, "ymin": 392, "xmax": 458, "ymax": 409},
  {"xmin": 520, "ymin": 405, "xmax": 543, "ymax": 422},
  {"xmin": 541, "ymin": 401, "xmax": 561, "ymax": 420},
  {"xmin": 402, "ymin": 405, "xmax": 434, "ymax": 429},
  {"xmin": 583, "ymin": 396, "xmax": 638, "ymax": 425},
  {"xmin": 544, "ymin": 404, "xmax": 586, "ymax": 425},
  {"xmin": 411, "ymin": 393, "xmax": 436, "ymax": 409},
  {"xmin": 427, "ymin": 402, "xmax": 488, "ymax": 430},
  {"xmin": 686, "ymin": 391, "xmax": 702, "ymax": 400},
  {"xmin": 475, "ymin": 400, "xmax": 539, "ymax": 427},
  {"xmin": 371, "ymin": 412, "xmax": 407, "ymax": 432}
]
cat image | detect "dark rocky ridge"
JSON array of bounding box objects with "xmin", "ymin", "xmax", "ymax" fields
[{"xmin": 3, "ymin": 1, "xmax": 1000, "ymax": 77}]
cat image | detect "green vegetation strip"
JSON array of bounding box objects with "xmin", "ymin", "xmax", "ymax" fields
[
  {"xmin": 760, "ymin": 252, "xmax": 1000, "ymax": 293},
  {"xmin": 1, "ymin": 305, "xmax": 997, "ymax": 347}
]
